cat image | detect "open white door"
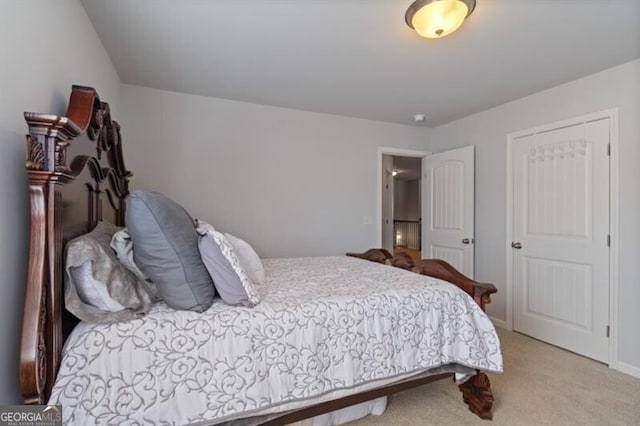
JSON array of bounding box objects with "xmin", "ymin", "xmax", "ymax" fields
[{"xmin": 423, "ymin": 146, "xmax": 475, "ymax": 277}]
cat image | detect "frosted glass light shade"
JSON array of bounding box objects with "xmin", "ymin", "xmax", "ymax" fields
[{"xmin": 405, "ymin": 0, "xmax": 476, "ymax": 39}]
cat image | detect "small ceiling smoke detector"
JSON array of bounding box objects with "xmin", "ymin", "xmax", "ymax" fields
[{"xmin": 413, "ymin": 114, "xmax": 426, "ymax": 122}]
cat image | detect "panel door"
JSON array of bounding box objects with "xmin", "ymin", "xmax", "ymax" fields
[
  {"xmin": 512, "ymin": 119, "xmax": 610, "ymax": 363},
  {"xmin": 423, "ymin": 146, "xmax": 475, "ymax": 277}
]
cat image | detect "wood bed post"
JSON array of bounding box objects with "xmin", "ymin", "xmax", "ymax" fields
[
  {"xmin": 21, "ymin": 176, "xmax": 62, "ymax": 404},
  {"xmin": 20, "ymin": 116, "xmax": 79, "ymax": 404},
  {"xmin": 19, "ymin": 86, "xmax": 131, "ymax": 405},
  {"xmin": 417, "ymin": 258, "xmax": 497, "ymax": 420}
]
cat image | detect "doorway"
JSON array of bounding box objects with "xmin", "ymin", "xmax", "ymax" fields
[
  {"xmin": 378, "ymin": 148, "xmax": 425, "ymax": 262},
  {"xmin": 384, "ymin": 155, "xmax": 422, "ymax": 264},
  {"xmin": 377, "ymin": 146, "xmax": 476, "ymax": 277},
  {"xmin": 506, "ymin": 109, "xmax": 619, "ymax": 365}
]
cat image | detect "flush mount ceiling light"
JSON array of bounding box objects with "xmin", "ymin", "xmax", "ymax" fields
[{"xmin": 405, "ymin": 0, "xmax": 476, "ymax": 39}]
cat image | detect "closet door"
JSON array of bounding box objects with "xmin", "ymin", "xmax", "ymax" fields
[{"xmin": 511, "ymin": 118, "xmax": 610, "ymax": 363}]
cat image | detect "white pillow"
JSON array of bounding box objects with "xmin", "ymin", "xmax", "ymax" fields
[
  {"xmin": 196, "ymin": 222, "xmax": 260, "ymax": 307},
  {"xmin": 195, "ymin": 219, "xmax": 216, "ymax": 234},
  {"xmin": 224, "ymin": 233, "xmax": 265, "ymax": 286},
  {"xmin": 110, "ymin": 228, "xmax": 161, "ymax": 302},
  {"xmin": 69, "ymin": 261, "xmax": 126, "ymax": 312}
]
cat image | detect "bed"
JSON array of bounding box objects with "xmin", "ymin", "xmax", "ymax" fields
[{"xmin": 19, "ymin": 85, "xmax": 502, "ymax": 424}]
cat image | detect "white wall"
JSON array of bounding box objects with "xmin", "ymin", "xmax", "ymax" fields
[
  {"xmin": 121, "ymin": 85, "xmax": 427, "ymax": 258},
  {"xmin": 393, "ymin": 180, "xmax": 407, "ymax": 221},
  {"xmin": 0, "ymin": 0, "xmax": 121, "ymax": 403},
  {"xmin": 428, "ymin": 59, "xmax": 640, "ymax": 371},
  {"xmin": 405, "ymin": 180, "xmax": 420, "ymax": 221},
  {"xmin": 393, "ymin": 180, "xmax": 420, "ymax": 221}
]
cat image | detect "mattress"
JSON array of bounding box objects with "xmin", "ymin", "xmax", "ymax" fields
[{"xmin": 49, "ymin": 256, "xmax": 503, "ymax": 425}]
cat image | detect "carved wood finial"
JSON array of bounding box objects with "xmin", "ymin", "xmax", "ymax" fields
[
  {"xmin": 54, "ymin": 141, "xmax": 71, "ymax": 173},
  {"xmin": 25, "ymin": 135, "xmax": 45, "ymax": 171},
  {"xmin": 23, "ymin": 114, "xmax": 79, "ymax": 172},
  {"xmin": 88, "ymin": 106, "xmax": 104, "ymax": 141}
]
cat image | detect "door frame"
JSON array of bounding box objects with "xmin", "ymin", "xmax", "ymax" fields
[
  {"xmin": 382, "ymin": 168, "xmax": 395, "ymax": 252},
  {"xmin": 505, "ymin": 108, "xmax": 619, "ymax": 368},
  {"xmin": 376, "ymin": 147, "xmax": 429, "ymax": 249}
]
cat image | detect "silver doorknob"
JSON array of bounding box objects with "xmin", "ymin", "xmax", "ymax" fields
[
  {"xmin": 462, "ymin": 238, "xmax": 470, "ymax": 244},
  {"xmin": 511, "ymin": 242, "xmax": 522, "ymax": 249}
]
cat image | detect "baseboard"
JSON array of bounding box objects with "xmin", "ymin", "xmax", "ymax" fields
[
  {"xmin": 616, "ymin": 361, "xmax": 640, "ymax": 378},
  {"xmin": 489, "ymin": 317, "xmax": 507, "ymax": 329}
]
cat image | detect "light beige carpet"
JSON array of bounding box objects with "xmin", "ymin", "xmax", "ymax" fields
[{"xmin": 349, "ymin": 328, "xmax": 640, "ymax": 426}]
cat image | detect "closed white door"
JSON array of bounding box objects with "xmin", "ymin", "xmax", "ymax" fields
[
  {"xmin": 423, "ymin": 146, "xmax": 475, "ymax": 277},
  {"xmin": 512, "ymin": 118, "xmax": 610, "ymax": 363}
]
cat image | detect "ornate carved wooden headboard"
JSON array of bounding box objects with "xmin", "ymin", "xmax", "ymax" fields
[{"xmin": 20, "ymin": 85, "xmax": 131, "ymax": 404}]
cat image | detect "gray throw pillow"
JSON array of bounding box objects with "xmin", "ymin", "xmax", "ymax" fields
[
  {"xmin": 199, "ymin": 236, "xmax": 249, "ymax": 306},
  {"xmin": 125, "ymin": 191, "xmax": 215, "ymax": 312}
]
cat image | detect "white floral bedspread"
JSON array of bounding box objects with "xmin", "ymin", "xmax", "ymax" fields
[{"xmin": 49, "ymin": 256, "xmax": 502, "ymax": 425}]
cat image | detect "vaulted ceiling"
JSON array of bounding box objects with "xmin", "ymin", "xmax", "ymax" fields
[{"xmin": 81, "ymin": 0, "xmax": 640, "ymax": 127}]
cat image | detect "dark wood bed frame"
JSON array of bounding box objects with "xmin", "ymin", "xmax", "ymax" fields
[{"xmin": 18, "ymin": 86, "xmax": 498, "ymax": 424}]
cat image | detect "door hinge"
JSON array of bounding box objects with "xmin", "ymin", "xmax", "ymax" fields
[
  {"xmin": 606, "ymin": 325, "xmax": 610, "ymax": 338},
  {"xmin": 607, "ymin": 143, "xmax": 611, "ymax": 156},
  {"xmin": 607, "ymin": 235, "xmax": 611, "ymax": 247}
]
